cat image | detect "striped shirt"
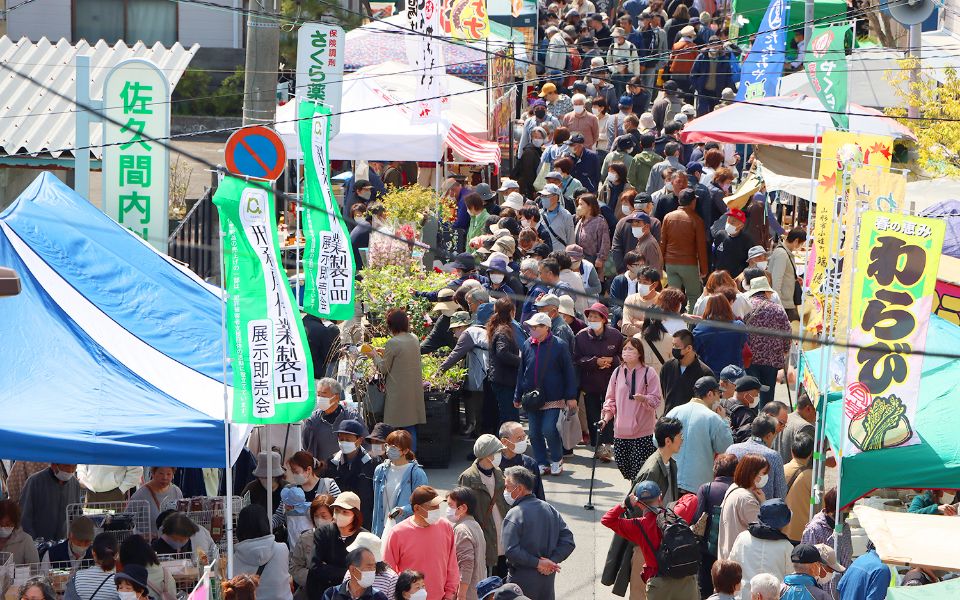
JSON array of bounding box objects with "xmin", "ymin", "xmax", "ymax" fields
[{"xmin": 71, "ymin": 567, "xmax": 119, "ymax": 600}]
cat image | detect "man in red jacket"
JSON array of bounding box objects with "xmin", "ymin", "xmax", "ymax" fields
[{"xmin": 601, "ymin": 480, "xmax": 699, "ymax": 600}]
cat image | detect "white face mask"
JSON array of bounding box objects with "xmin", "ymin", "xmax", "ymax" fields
[
  {"xmin": 636, "ymin": 283, "xmax": 651, "ymax": 296},
  {"xmin": 573, "ymin": 105, "xmax": 585, "ymax": 114},
  {"xmin": 513, "ymin": 438, "xmax": 528, "ymax": 454},
  {"xmin": 425, "ymin": 507, "xmax": 443, "ymax": 525},
  {"xmin": 445, "ymin": 504, "xmax": 459, "ymax": 522},
  {"xmin": 622, "ymin": 204, "xmax": 632, "ymax": 215},
  {"xmin": 632, "ymin": 226, "xmax": 645, "ymax": 238},
  {"xmin": 289, "ymin": 472, "xmax": 308, "ymax": 486},
  {"xmin": 490, "ymin": 273, "xmax": 505, "ymax": 284},
  {"xmin": 503, "ymin": 489, "xmax": 516, "ymax": 506},
  {"xmin": 491, "ymin": 452, "xmax": 503, "ymax": 467},
  {"xmin": 314, "ymin": 517, "xmax": 333, "ymax": 528},
  {"xmin": 592, "ymin": 78, "xmax": 602, "ymax": 85},
  {"xmin": 724, "ymin": 222, "xmax": 739, "ymax": 236},
  {"xmin": 356, "ymin": 569, "xmax": 377, "ymax": 589},
  {"xmin": 748, "ymin": 394, "xmax": 760, "ymax": 409},
  {"xmin": 335, "ymin": 512, "xmax": 354, "ymax": 529},
  {"xmin": 54, "ymin": 469, "xmax": 75, "ymax": 482},
  {"xmin": 607, "ymin": 172, "xmax": 619, "ymax": 184},
  {"xmin": 339, "ymin": 441, "xmax": 358, "ymax": 454},
  {"xmin": 756, "ymin": 260, "xmax": 768, "ymax": 270},
  {"xmin": 369, "ymin": 443, "xmax": 385, "ymax": 457},
  {"xmin": 532, "ymin": 138, "xmax": 545, "ymax": 148},
  {"xmin": 592, "ymin": 107, "xmax": 601, "ymax": 115},
  {"xmin": 357, "ymin": 189, "xmax": 371, "ymax": 201},
  {"xmin": 119, "ymin": 592, "xmax": 139, "ymax": 600},
  {"xmin": 520, "ymin": 218, "xmax": 531, "ymax": 228},
  {"xmin": 0, "ymin": 527, "xmax": 12, "ymax": 538},
  {"xmin": 410, "ymin": 590, "xmax": 428, "ymax": 600},
  {"xmin": 587, "ymin": 321, "xmax": 603, "ymax": 331},
  {"xmin": 317, "ymin": 395, "xmax": 336, "ymax": 410},
  {"xmin": 816, "ymin": 571, "xmax": 835, "ymax": 586},
  {"xmin": 756, "ymin": 473, "xmax": 769, "ymax": 488}
]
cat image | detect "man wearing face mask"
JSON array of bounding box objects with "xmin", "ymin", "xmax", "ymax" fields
[
  {"xmin": 564, "ymin": 133, "xmax": 600, "ymax": 193},
  {"xmin": 384, "ymin": 486, "xmax": 460, "ymax": 600},
  {"xmin": 517, "ymin": 101, "xmax": 559, "ymax": 160},
  {"xmin": 560, "ymin": 94, "xmax": 600, "ymax": 150},
  {"xmin": 665, "ymin": 377, "xmax": 734, "ymax": 495},
  {"xmin": 303, "ymin": 378, "xmax": 361, "ymax": 464},
  {"xmin": 458, "ymin": 436, "xmax": 507, "ymax": 579},
  {"xmin": 40, "ymin": 515, "xmax": 94, "ymax": 570},
  {"xmin": 726, "ymin": 415, "xmax": 788, "ymax": 500},
  {"xmin": 324, "ymin": 547, "xmax": 390, "ymax": 600},
  {"xmin": 721, "ymin": 376, "xmax": 767, "ymax": 444},
  {"xmin": 536, "ymin": 185, "xmax": 575, "ymax": 252},
  {"xmin": 659, "ymin": 329, "xmax": 716, "ymax": 416},
  {"xmin": 325, "ymin": 420, "xmax": 377, "ymax": 527},
  {"xmin": 19, "ymin": 463, "xmax": 82, "ymax": 541},
  {"xmin": 690, "ymin": 38, "xmax": 733, "ymax": 116},
  {"xmin": 497, "ymin": 422, "xmax": 545, "ymax": 500},
  {"xmin": 629, "ymin": 212, "xmax": 662, "ymax": 271},
  {"xmin": 711, "ymin": 208, "xmax": 754, "ymax": 278},
  {"xmin": 501, "ymin": 466, "xmax": 575, "ymax": 600},
  {"xmin": 779, "ymin": 544, "xmax": 835, "ymax": 600},
  {"xmin": 573, "ymin": 303, "xmax": 624, "ymax": 460}
]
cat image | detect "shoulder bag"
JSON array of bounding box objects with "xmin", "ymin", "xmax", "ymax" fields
[
  {"xmin": 539, "ymin": 210, "xmax": 569, "ymax": 247},
  {"xmin": 520, "ymin": 343, "xmax": 549, "ymax": 411}
]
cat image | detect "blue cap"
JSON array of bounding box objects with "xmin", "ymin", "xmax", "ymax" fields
[
  {"xmin": 759, "ymin": 498, "xmax": 792, "ymax": 530},
  {"xmin": 619, "ymin": 95, "xmax": 632, "ymax": 107},
  {"xmin": 634, "ymin": 480, "xmax": 662, "ymax": 501},
  {"xmin": 477, "ymin": 576, "xmax": 503, "ymax": 599},
  {"xmin": 686, "ymin": 161, "xmax": 704, "ymax": 175},
  {"xmin": 719, "ymin": 364, "xmax": 746, "ymax": 382},
  {"xmin": 335, "ymin": 419, "xmax": 366, "ymax": 437}
]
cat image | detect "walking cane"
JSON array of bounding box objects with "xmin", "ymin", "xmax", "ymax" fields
[{"xmin": 584, "ymin": 420, "xmax": 605, "ymax": 511}]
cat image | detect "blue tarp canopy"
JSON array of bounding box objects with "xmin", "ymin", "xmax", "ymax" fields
[{"xmin": 0, "ymin": 173, "xmax": 248, "ymax": 467}]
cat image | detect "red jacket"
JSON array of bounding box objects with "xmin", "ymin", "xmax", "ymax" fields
[{"xmin": 601, "ymin": 493, "xmax": 698, "ymax": 582}]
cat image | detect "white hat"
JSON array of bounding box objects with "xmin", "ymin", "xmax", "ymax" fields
[
  {"xmin": 525, "ymin": 313, "xmax": 552, "ymax": 327},
  {"xmin": 347, "ymin": 532, "xmax": 384, "ymax": 562},
  {"xmin": 502, "ymin": 191, "xmax": 525, "ymax": 210},
  {"xmin": 558, "ymin": 295, "xmax": 576, "ymax": 318},
  {"xmin": 639, "ymin": 112, "xmax": 656, "ymax": 130},
  {"xmin": 674, "ymin": 113, "xmax": 688, "ymax": 124},
  {"xmin": 681, "ymin": 103, "xmax": 696, "ymax": 117},
  {"xmin": 745, "ymin": 276, "xmax": 775, "ymax": 297},
  {"xmin": 497, "ymin": 179, "xmax": 520, "ymax": 192}
]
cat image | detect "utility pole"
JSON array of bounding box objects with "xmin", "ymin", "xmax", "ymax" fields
[
  {"xmin": 804, "ymin": 0, "xmax": 813, "ymax": 52},
  {"xmin": 0, "ymin": 0, "xmax": 8, "ymax": 39},
  {"xmin": 242, "ymin": 0, "xmax": 280, "ymax": 126},
  {"xmin": 907, "ymin": 23, "xmax": 921, "ymax": 119}
]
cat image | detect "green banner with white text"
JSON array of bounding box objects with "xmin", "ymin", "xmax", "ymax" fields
[
  {"xmin": 213, "ymin": 176, "xmax": 315, "ymax": 424},
  {"xmin": 805, "ymin": 24, "xmax": 850, "ymax": 131},
  {"xmin": 299, "ymin": 101, "xmax": 356, "ymax": 320}
]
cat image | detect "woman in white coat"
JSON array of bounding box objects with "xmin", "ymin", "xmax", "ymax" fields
[
  {"xmin": 233, "ymin": 505, "xmax": 292, "ymax": 600},
  {"xmin": 728, "ymin": 498, "xmax": 794, "ymax": 600}
]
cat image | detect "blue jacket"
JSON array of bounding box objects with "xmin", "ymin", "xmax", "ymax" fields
[
  {"xmin": 571, "ymin": 149, "xmax": 600, "ymax": 193},
  {"xmin": 781, "ymin": 573, "xmax": 833, "ymax": 600},
  {"xmin": 837, "ymin": 550, "xmax": 891, "ymax": 600},
  {"xmin": 514, "ymin": 334, "xmax": 577, "ymax": 404},
  {"xmin": 692, "ymin": 321, "xmax": 748, "ymax": 375},
  {"xmin": 520, "ymin": 283, "xmax": 548, "ymax": 328},
  {"xmin": 370, "ymin": 460, "xmax": 428, "ymax": 536},
  {"xmin": 690, "ymin": 51, "xmax": 734, "ymax": 95}
]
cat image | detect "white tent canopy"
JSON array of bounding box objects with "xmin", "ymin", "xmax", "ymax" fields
[{"xmin": 277, "ymin": 61, "xmax": 488, "ymax": 161}]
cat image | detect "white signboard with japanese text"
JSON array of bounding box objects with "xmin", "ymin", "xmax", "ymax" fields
[{"xmin": 297, "ymin": 23, "xmax": 345, "ymax": 137}]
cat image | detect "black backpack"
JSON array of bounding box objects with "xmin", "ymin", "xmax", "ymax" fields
[{"xmin": 638, "ymin": 505, "xmax": 701, "ymax": 579}]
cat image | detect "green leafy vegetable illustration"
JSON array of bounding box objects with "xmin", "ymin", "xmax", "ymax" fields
[{"xmin": 856, "ymin": 394, "xmax": 909, "ymax": 451}]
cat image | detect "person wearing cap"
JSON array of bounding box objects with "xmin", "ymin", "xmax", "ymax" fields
[
  {"xmin": 420, "ymin": 288, "xmax": 460, "ymax": 355},
  {"xmin": 518, "ymin": 258, "xmax": 549, "ymax": 327},
  {"xmin": 39, "ymin": 513, "xmax": 92, "ymax": 569},
  {"xmin": 720, "ymin": 375, "xmax": 764, "ymax": 442},
  {"xmin": 538, "ymin": 82, "xmax": 573, "ymax": 121},
  {"xmin": 501, "ymin": 466, "xmax": 575, "ymax": 600},
  {"xmin": 668, "ymin": 20, "xmax": 698, "ymax": 95},
  {"xmin": 535, "ymin": 292, "xmax": 576, "ymax": 351},
  {"xmin": 601, "ymin": 136, "xmax": 636, "ymax": 181},
  {"xmin": 113, "ymin": 564, "xmax": 152, "ymax": 600},
  {"xmin": 557, "ymin": 294, "xmax": 585, "ymax": 336},
  {"xmin": 636, "ymin": 13, "xmax": 667, "ymax": 93},
  {"xmin": 475, "ymin": 183, "xmax": 502, "ymax": 217},
  {"xmin": 813, "ymin": 543, "xmax": 847, "ymax": 596},
  {"xmin": 563, "ymin": 133, "xmax": 600, "ymax": 194},
  {"xmin": 233, "ymin": 505, "xmax": 293, "ymax": 600},
  {"xmin": 324, "ymin": 420, "xmax": 378, "ymax": 528},
  {"xmin": 726, "ymin": 415, "xmax": 787, "ymax": 500},
  {"xmin": 645, "ymin": 143, "xmax": 681, "ymax": 198},
  {"xmin": 605, "ymin": 95, "xmax": 634, "ymax": 151},
  {"xmin": 414, "ymin": 253, "xmax": 486, "ymax": 303},
  {"xmin": 516, "ymin": 103, "xmax": 557, "ymax": 162},
  {"xmin": 665, "ymin": 376, "xmax": 734, "ymax": 494},
  {"xmin": 239, "ymin": 453, "xmax": 289, "ymax": 514},
  {"xmin": 384, "ymin": 486, "xmax": 460, "ymax": 600},
  {"xmin": 343, "ymin": 175, "xmax": 384, "ymax": 219},
  {"xmin": 690, "ymin": 37, "xmax": 732, "ymax": 116},
  {"xmin": 601, "ymin": 476, "xmax": 698, "ymax": 599},
  {"xmin": 560, "ymin": 93, "xmax": 600, "ymax": 150},
  {"xmin": 716, "ymin": 364, "xmax": 745, "ymax": 405},
  {"xmin": 458, "ymin": 435, "xmax": 508, "ymax": 578},
  {"xmin": 496, "ymin": 180, "xmax": 520, "ymax": 211},
  {"xmin": 440, "ymin": 310, "xmax": 490, "ymax": 438},
  {"xmin": 780, "ymin": 544, "xmax": 834, "ymax": 600},
  {"xmin": 660, "ymin": 188, "xmax": 707, "ymax": 311},
  {"xmin": 481, "ymin": 253, "xmax": 518, "ymax": 302},
  {"xmin": 306, "ymin": 492, "xmax": 367, "ymax": 597},
  {"xmin": 302, "ymin": 377, "xmax": 362, "ymax": 464},
  {"xmin": 606, "ymin": 27, "xmax": 640, "ymax": 92},
  {"xmin": 515, "ymin": 312, "xmax": 577, "ymax": 475},
  {"xmin": 0, "ymin": 500, "xmax": 39, "ymax": 566},
  {"xmin": 598, "ymin": 158, "xmax": 634, "ymax": 224},
  {"xmin": 651, "ymin": 80, "xmax": 683, "ymax": 133},
  {"xmin": 728, "ymin": 498, "xmax": 794, "ymax": 599},
  {"xmin": 632, "ymin": 212, "xmax": 664, "ymax": 273},
  {"xmin": 710, "ymin": 207, "xmax": 754, "ymax": 278},
  {"xmin": 536, "ymin": 183, "xmax": 576, "ymax": 252},
  {"xmin": 743, "ymin": 277, "xmax": 791, "ymax": 406},
  {"xmin": 476, "ymin": 576, "xmax": 503, "ymax": 600},
  {"xmin": 573, "ymin": 302, "xmax": 624, "ymax": 460}
]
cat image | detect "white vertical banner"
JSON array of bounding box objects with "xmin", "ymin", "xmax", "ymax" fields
[
  {"xmin": 405, "ymin": 0, "xmax": 445, "ymax": 123},
  {"xmin": 296, "ymin": 23, "xmax": 345, "ymax": 137},
  {"xmin": 102, "ymin": 58, "xmax": 170, "ymax": 252}
]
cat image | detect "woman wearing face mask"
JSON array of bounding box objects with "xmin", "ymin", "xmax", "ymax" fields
[
  {"xmin": 241, "ymin": 451, "xmax": 290, "ymax": 515},
  {"xmin": 113, "ymin": 564, "xmax": 152, "ymax": 600},
  {"xmin": 550, "ymin": 157, "xmax": 583, "ymax": 213},
  {"xmin": 306, "ymin": 493, "xmax": 365, "ymax": 599},
  {"xmin": 287, "ymin": 451, "xmax": 341, "ymax": 501},
  {"xmin": 394, "ymin": 570, "xmax": 427, "ymax": 600},
  {"xmin": 620, "ymin": 266, "xmax": 662, "ymax": 338},
  {"xmin": 290, "ymin": 495, "xmax": 336, "ymax": 600},
  {"xmin": 445, "ymin": 488, "xmax": 486, "ymax": 599},
  {"xmin": 717, "ymin": 454, "xmax": 769, "ymax": 561},
  {"xmin": 0, "ymin": 500, "xmax": 39, "ymax": 565},
  {"xmin": 512, "ymin": 127, "xmax": 546, "ymax": 199},
  {"xmin": 692, "ymin": 293, "xmax": 749, "ymax": 375},
  {"xmin": 592, "ymin": 98, "xmax": 611, "ymax": 152},
  {"xmin": 151, "ymin": 512, "xmax": 198, "ymax": 555},
  {"xmin": 235, "ymin": 505, "xmax": 293, "ymax": 600},
  {"xmin": 67, "ymin": 533, "xmax": 120, "ymax": 600},
  {"xmin": 693, "ymin": 270, "xmax": 753, "ymax": 320},
  {"xmin": 365, "ymin": 423, "xmax": 394, "ymax": 461},
  {"xmin": 350, "ymin": 202, "xmax": 386, "ymax": 276},
  {"xmin": 573, "ymin": 193, "xmax": 611, "ymax": 279},
  {"xmin": 128, "ymin": 467, "xmax": 183, "ymax": 536},
  {"xmin": 486, "ymin": 297, "xmax": 522, "ymax": 425},
  {"xmin": 383, "ymin": 486, "xmax": 459, "ymax": 600},
  {"xmin": 600, "ymin": 337, "xmax": 663, "ymax": 480},
  {"xmin": 457, "ymin": 436, "xmax": 507, "ymax": 578},
  {"xmin": 596, "ymin": 162, "xmax": 634, "ymax": 219},
  {"xmin": 639, "ymin": 287, "xmax": 688, "ymax": 373},
  {"xmin": 119, "ymin": 535, "xmax": 176, "ymax": 600},
  {"xmin": 371, "ymin": 430, "xmax": 428, "ymax": 537}
]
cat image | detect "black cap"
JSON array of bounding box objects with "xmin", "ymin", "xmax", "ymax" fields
[
  {"xmin": 589, "ymin": 12, "xmax": 604, "ymax": 21},
  {"xmin": 354, "ymin": 178, "xmax": 371, "ymax": 189},
  {"xmin": 569, "ymin": 132, "xmax": 586, "ymax": 144},
  {"xmin": 735, "ymin": 376, "xmax": 770, "ymax": 392},
  {"xmin": 791, "ymin": 544, "xmax": 823, "ymax": 565},
  {"xmin": 335, "ymin": 419, "xmax": 367, "ymax": 437},
  {"xmin": 694, "ymin": 376, "xmax": 719, "ymax": 397},
  {"xmin": 528, "ymin": 243, "xmax": 552, "ymax": 259},
  {"xmin": 497, "ymin": 217, "xmax": 522, "ymax": 237},
  {"xmin": 445, "ymin": 252, "xmax": 477, "ymax": 272},
  {"xmin": 572, "ymin": 81, "xmax": 588, "ymax": 91},
  {"xmin": 639, "ymin": 133, "xmax": 656, "ymax": 147},
  {"xmin": 664, "ymin": 80, "xmax": 679, "ymax": 92},
  {"xmin": 634, "ymin": 192, "xmax": 653, "ymax": 205},
  {"xmin": 616, "ymin": 135, "xmax": 634, "ymax": 151},
  {"xmin": 366, "ymin": 422, "xmax": 395, "ymax": 442},
  {"xmin": 115, "ymin": 565, "xmax": 151, "ymax": 590}
]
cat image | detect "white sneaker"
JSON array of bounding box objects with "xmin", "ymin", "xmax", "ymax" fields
[
  {"xmin": 550, "ymin": 461, "xmax": 563, "ymax": 476},
  {"xmin": 539, "ymin": 465, "xmax": 550, "ymax": 476}
]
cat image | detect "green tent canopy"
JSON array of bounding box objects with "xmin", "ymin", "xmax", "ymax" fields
[
  {"xmin": 729, "ymin": 0, "xmax": 848, "ymax": 43},
  {"xmin": 803, "ymin": 315, "xmax": 960, "ymax": 508},
  {"xmin": 887, "ymin": 578, "xmax": 960, "ymax": 599}
]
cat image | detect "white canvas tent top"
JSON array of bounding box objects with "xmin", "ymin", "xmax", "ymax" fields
[{"xmin": 853, "ymin": 505, "xmax": 960, "ymax": 571}]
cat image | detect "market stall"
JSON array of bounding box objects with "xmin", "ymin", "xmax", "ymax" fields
[{"xmin": 853, "ymin": 505, "xmax": 960, "ymax": 571}]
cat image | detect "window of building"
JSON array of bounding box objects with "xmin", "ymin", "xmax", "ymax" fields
[{"xmin": 74, "ymin": 0, "xmax": 177, "ymax": 46}]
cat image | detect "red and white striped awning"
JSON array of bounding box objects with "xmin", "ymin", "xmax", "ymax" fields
[{"xmin": 446, "ymin": 124, "xmax": 502, "ymax": 172}]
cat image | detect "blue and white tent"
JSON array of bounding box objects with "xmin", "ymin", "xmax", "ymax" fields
[{"xmin": 0, "ymin": 173, "xmax": 248, "ymax": 467}]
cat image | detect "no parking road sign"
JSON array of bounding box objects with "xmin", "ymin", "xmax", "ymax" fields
[{"xmin": 225, "ymin": 126, "xmax": 287, "ymax": 181}]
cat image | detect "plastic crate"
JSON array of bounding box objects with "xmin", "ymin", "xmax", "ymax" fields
[
  {"xmin": 157, "ymin": 552, "xmax": 202, "ymax": 596},
  {"xmin": 173, "ymin": 496, "xmax": 246, "ymax": 554}
]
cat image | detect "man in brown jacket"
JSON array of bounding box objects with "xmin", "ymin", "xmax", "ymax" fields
[{"xmin": 660, "ymin": 189, "xmax": 707, "ymax": 311}]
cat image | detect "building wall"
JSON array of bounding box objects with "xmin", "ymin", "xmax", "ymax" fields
[{"xmin": 7, "ymin": 0, "xmax": 71, "ymax": 42}]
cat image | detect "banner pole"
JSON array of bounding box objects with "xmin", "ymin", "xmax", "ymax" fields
[
  {"xmin": 804, "ymin": 124, "xmax": 822, "ymax": 523},
  {"xmin": 219, "ymin": 221, "xmax": 235, "ymax": 579}
]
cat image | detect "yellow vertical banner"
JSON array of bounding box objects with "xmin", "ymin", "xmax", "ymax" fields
[
  {"xmin": 807, "ymin": 131, "xmax": 894, "ymax": 339},
  {"xmin": 843, "ymin": 211, "xmax": 945, "ymax": 455}
]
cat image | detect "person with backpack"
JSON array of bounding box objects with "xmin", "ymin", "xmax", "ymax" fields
[
  {"xmin": 601, "ymin": 480, "xmax": 699, "ymax": 600},
  {"xmin": 693, "ymin": 454, "xmax": 738, "ymax": 598},
  {"xmin": 441, "ymin": 311, "xmax": 491, "ymax": 438}
]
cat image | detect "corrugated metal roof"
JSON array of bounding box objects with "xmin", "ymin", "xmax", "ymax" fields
[{"xmin": 0, "ymin": 37, "xmax": 199, "ymax": 159}]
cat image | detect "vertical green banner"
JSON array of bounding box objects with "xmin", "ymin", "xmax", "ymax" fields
[
  {"xmin": 213, "ymin": 176, "xmax": 315, "ymax": 424},
  {"xmin": 299, "ymin": 101, "xmax": 356, "ymax": 320},
  {"xmin": 805, "ymin": 24, "xmax": 851, "ymax": 130}
]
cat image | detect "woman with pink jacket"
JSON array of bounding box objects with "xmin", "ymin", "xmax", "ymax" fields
[{"xmin": 600, "ymin": 337, "xmax": 663, "ymax": 481}]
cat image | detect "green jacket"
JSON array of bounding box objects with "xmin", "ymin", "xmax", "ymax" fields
[
  {"xmin": 628, "ymin": 150, "xmax": 662, "ymax": 191},
  {"xmin": 602, "ymin": 150, "xmax": 634, "ymax": 176},
  {"xmin": 457, "ymin": 460, "xmax": 508, "ymax": 567},
  {"xmin": 908, "ymin": 491, "xmax": 941, "ymax": 514},
  {"xmin": 466, "ymin": 210, "xmax": 490, "ymax": 254},
  {"xmin": 632, "ymin": 448, "xmax": 679, "ymax": 504}
]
